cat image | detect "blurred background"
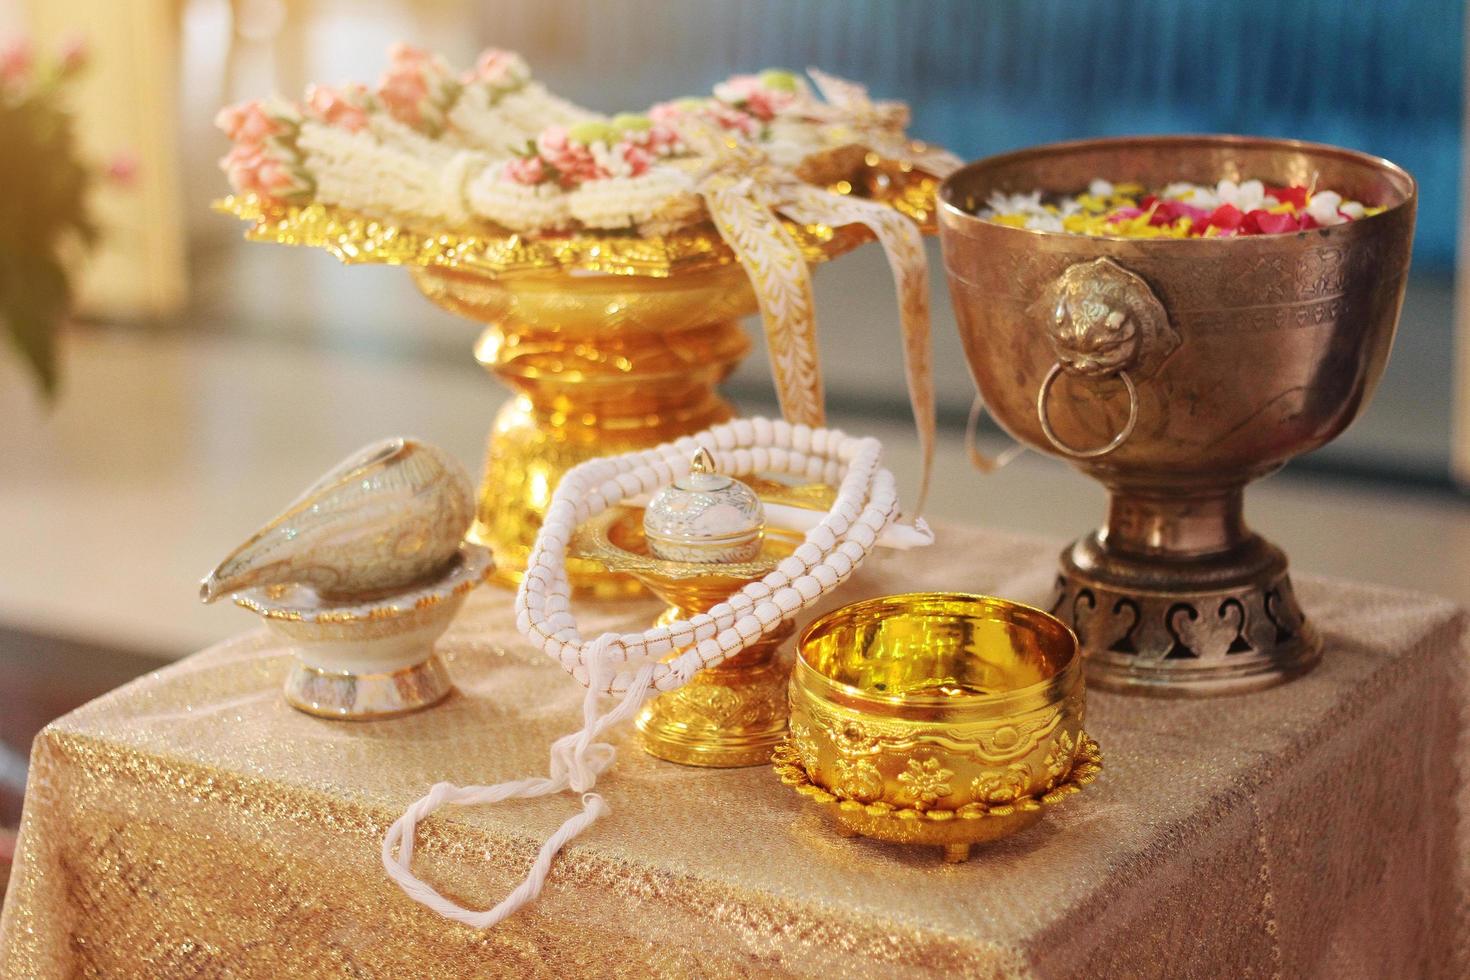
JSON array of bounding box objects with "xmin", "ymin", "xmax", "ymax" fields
[{"xmin": 1, "ymin": 0, "xmax": 1466, "ymax": 871}]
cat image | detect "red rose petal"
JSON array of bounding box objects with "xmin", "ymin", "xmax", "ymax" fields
[
  {"xmin": 1248, "ymin": 210, "xmax": 1300, "ymax": 235},
  {"xmin": 1207, "ymin": 203, "xmax": 1243, "ymax": 232},
  {"xmin": 1269, "ymin": 185, "xmax": 1309, "ymax": 208}
]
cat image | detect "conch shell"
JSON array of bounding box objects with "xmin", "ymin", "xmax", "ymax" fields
[{"xmin": 200, "ymin": 438, "xmax": 475, "ymax": 603}]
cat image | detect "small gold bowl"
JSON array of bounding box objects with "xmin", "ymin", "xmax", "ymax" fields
[{"xmin": 777, "ymin": 592, "xmax": 1101, "ymax": 860}]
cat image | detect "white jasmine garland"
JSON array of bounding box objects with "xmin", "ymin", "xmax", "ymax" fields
[
  {"xmin": 447, "ymin": 83, "xmax": 599, "ymax": 154},
  {"xmin": 567, "ymin": 167, "xmax": 699, "ymax": 231},
  {"xmin": 298, "ymin": 121, "xmax": 479, "ymax": 224},
  {"xmin": 467, "ymin": 166, "xmax": 571, "ymax": 232},
  {"xmin": 366, "ymin": 115, "xmax": 465, "ymax": 169}
]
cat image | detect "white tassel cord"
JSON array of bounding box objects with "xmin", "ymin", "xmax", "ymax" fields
[
  {"xmin": 383, "ymin": 418, "xmax": 914, "ymax": 926},
  {"xmin": 381, "ymin": 640, "xmax": 654, "ymax": 928}
]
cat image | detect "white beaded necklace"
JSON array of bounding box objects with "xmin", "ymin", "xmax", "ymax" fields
[{"xmin": 383, "ymin": 418, "xmax": 920, "ymax": 927}]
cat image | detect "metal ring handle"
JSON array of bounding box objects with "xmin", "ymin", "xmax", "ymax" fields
[{"xmin": 1036, "ymin": 362, "xmax": 1138, "ymax": 459}]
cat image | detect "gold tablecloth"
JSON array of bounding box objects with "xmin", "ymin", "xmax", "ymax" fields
[{"xmin": 1, "ymin": 525, "xmax": 1466, "ymax": 978}]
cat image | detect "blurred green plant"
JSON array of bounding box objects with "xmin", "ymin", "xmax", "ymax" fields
[{"xmin": 0, "ymin": 36, "xmax": 129, "ymax": 397}]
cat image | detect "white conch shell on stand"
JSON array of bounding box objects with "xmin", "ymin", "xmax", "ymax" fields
[{"xmin": 200, "ymin": 437, "xmax": 475, "ymax": 603}]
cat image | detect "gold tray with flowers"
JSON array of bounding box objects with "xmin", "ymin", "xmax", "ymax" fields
[{"xmin": 214, "ymin": 154, "xmax": 939, "ymax": 279}]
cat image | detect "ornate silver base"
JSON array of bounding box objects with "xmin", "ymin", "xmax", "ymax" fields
[
  {"xmin": 285, "ymin": 654, "xmax": 455, "ymax": 720},
  {"xmin": 1051, "ymin": 532, "xmax": 1322, "ymax": 697}
]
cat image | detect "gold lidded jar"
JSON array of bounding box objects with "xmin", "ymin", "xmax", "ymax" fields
[
  {"xmin": 643, "ymin": 448, "xmax": 765, "ymax": 564},
  {"xmin": 779, "ymin": 592, "xmax": 1098, "ymax": 860}
]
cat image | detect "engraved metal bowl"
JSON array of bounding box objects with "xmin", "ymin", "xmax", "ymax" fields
[
  {"xmin": 938, "ymin": 136, "xmax": 1417, "ymax": 696},
  {"xmin": 780, "ymin": 592, "xmax": 1099, "ymax": 860}
]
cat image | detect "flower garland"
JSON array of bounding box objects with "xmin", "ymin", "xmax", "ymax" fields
[{"xmin": 215, "ymin": 45, "xmax": 954, "ymax": 236}]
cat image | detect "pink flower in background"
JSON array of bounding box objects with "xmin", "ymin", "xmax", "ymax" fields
[
  {"xmin": 105, "ymin": 150, "xmax": 139, "ymax": 185},
  {"xmin": 0, "ymin": 38, "xmax": 33, "ymax": 86},
  {"xmin": 503, "ymin": 155, "xmax": 547, "ymax": 185},
  {"xmin": 58, "ymin": 33, "xmax": 87, "ymax": 75},
  {"xmin": 306, "ymin": 83, "xmax": 369, "ymax": 132}
]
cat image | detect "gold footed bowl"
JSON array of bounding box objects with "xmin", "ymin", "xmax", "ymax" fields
[
  {"xmin": 779, "ymin": 593, "xmax": 1101, "ymax": 861},
  {"xmin": 939, "ymin": 136, "xmax": 1417, "ymax": 696},
  {"xmin": 573, "ymin": 506, "xmax": 808, "ymax": 767}
]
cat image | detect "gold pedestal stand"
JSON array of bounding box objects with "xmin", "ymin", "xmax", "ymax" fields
[
  {"xmin": 414, "ymin": 264, "xmax": 758, "ymax": 599},
  {"xmin": 574, "ymin": 509, "xmax": 802, "ymax": 768}
]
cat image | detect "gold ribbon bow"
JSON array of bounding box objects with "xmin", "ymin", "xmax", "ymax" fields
[
  {"xmin": 806, "ymin": 68, "xmax": 965, "ymax": 180},
  {"xmin": 686, "ymin": 125, "xmax": 936, "ymax": 510}
]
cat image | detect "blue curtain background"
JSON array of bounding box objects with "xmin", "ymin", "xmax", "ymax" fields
[{"xmin": 467, "ymin": 0, "xmax": 1462, "ymax": 272}]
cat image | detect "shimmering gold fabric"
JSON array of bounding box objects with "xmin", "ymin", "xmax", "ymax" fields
[{"xmin": 2, "ymin": 526, "xmax": 1466, "ymax": 977}]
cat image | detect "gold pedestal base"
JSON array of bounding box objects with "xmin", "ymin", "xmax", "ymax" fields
[
  {"xmin": 573, "ymin": 510, "xmax": 808, "ymax": 769},
  {"xmin": 414, "ymin": 263, "xmax": 761, "ymax": 595},
  {"xmin": 636, "ymin": 620, "xmax": 793, "ymax": 768}
]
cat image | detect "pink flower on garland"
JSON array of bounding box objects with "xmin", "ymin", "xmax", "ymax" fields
[
  {"xmin": 634, "ymin": 122, "xmax": 684, "ymax": 157},
  {"xmin": 378, "ymin": 64, "xmax": 429, "ymax": 126},
  {"xmin": 306, "ymin": 83, "xmax": 371, "ymax": 133},
  {"xmin": 534, "ymin": 125, "xmax": 600, "ymax": 185},
  {"xmin": 214, "ymin": 99, "xmax": 282, "ymax": 144},
  {"xmin": 462, "ymin": 48, "xmax": 526, "ymax": 89},
  {"xmin": 713, "ymin": 73, "xmax": 795, "ymax": 122},
  {"xmin": 215, "ymin": 98, "xmax": 309, "ymax": 202},
  {"xmin": 376, "ymin": 42, "xmax": 456, "ymax": 132},
  {"xmin": 503, "ymin": 155, "xmax": 547, "ymax": 186},
  {"xmin": 651, "ymin": 98, "xmax": 759, "ymax": 139},
  {"xmin": 619, "ymin": 142, "xmax": 652, "ymax": 177}
]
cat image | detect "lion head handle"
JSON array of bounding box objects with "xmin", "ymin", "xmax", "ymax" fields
[{"xmin": 1035, "ymin": 258, "xmax": 1179, "ymax": 379}]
